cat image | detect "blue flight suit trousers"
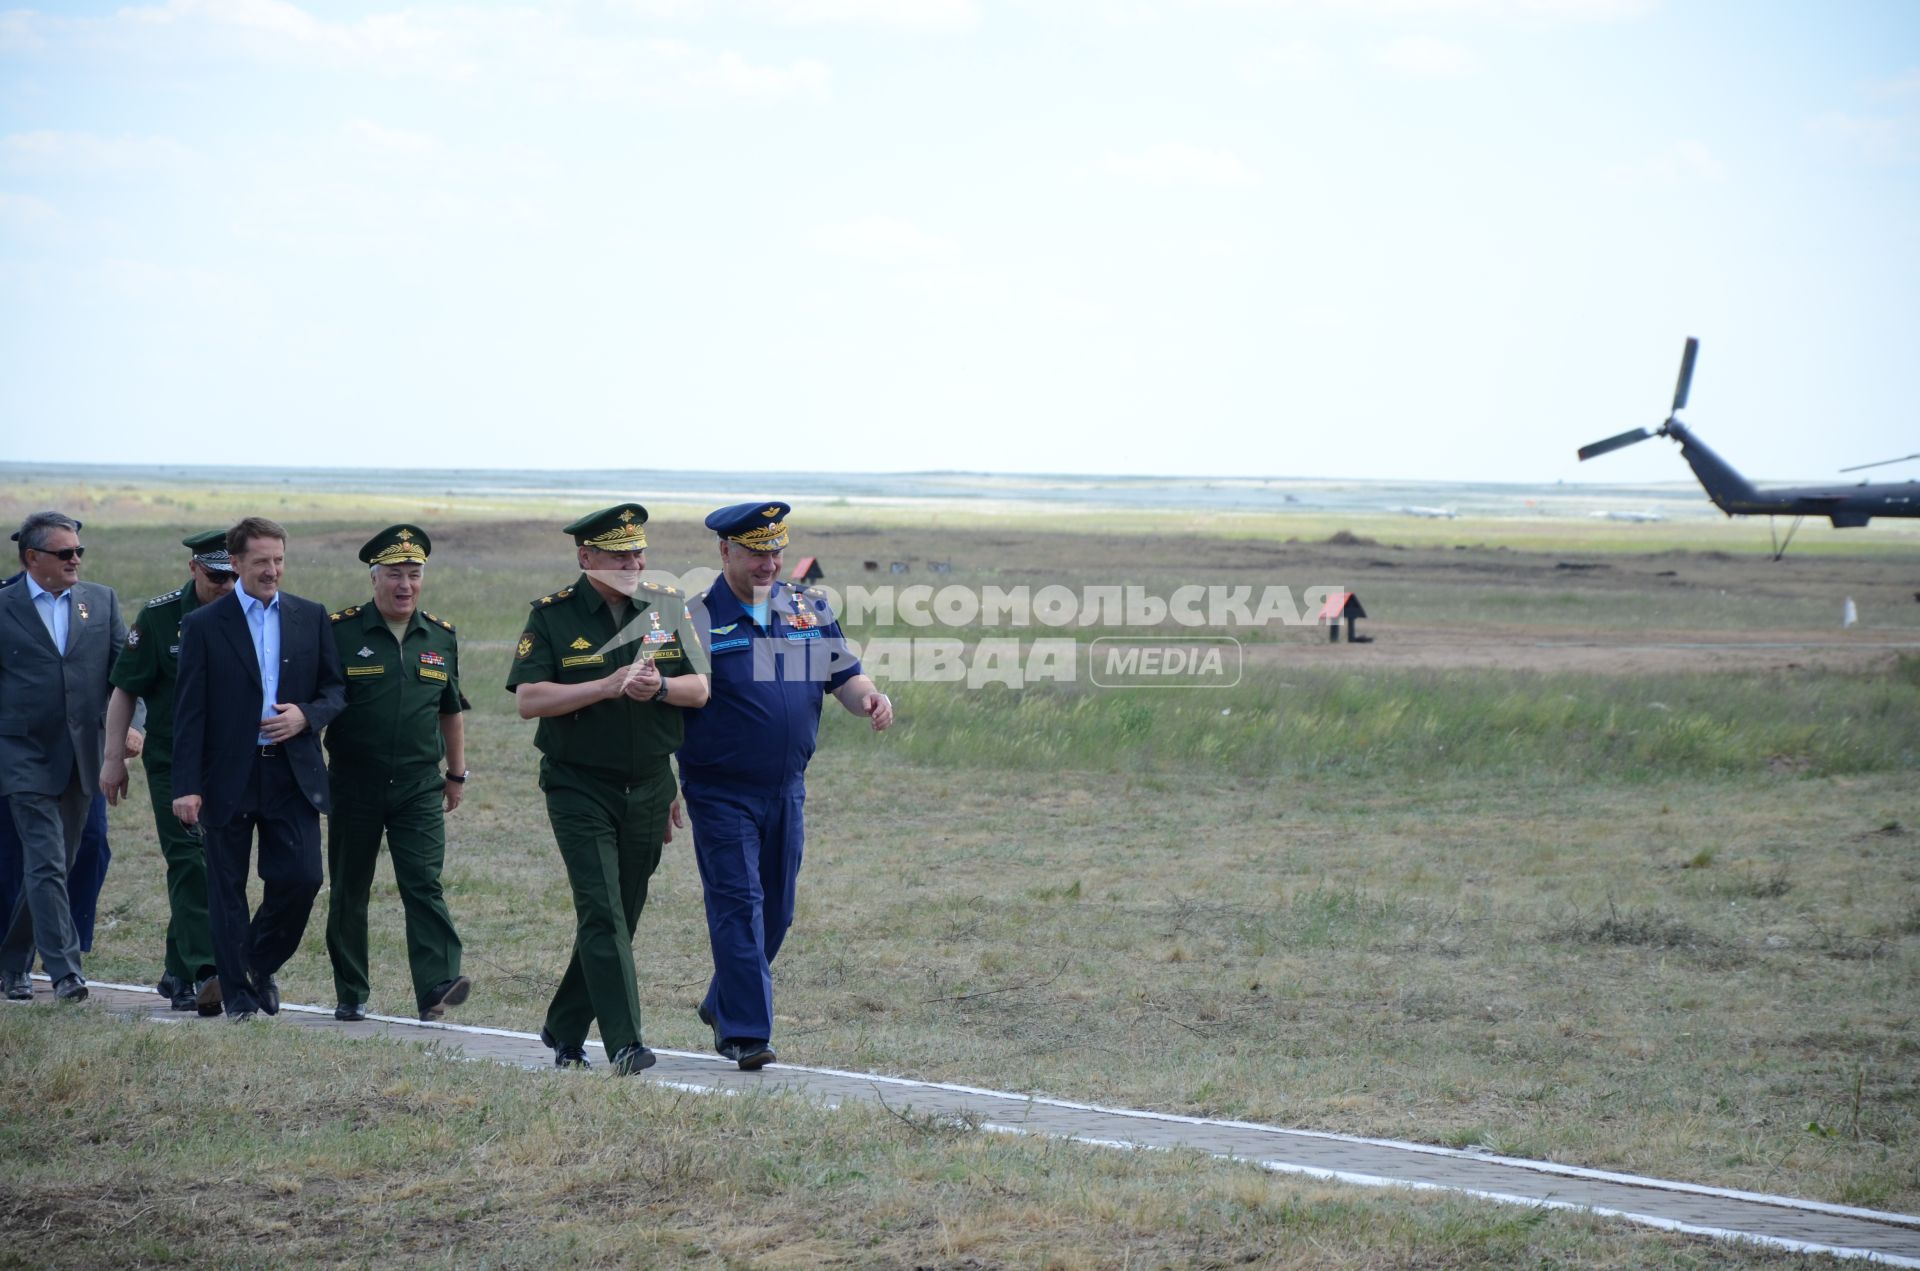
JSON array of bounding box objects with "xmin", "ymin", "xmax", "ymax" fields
[{"xmin": 683, "ymin": 775, "xmax": 806, "ymax": 1046}]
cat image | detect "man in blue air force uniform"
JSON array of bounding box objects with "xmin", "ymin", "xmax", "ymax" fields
[{"xmin": 676, "ymin": 502, "xmax": 894, "ymax": 1070}]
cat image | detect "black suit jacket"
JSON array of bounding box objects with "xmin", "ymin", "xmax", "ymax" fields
[{"xmin": 172, "ymin": 588, "xmax": 346, "ymax": 827}]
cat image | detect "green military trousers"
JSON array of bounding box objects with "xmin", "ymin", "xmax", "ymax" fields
[
  {"xmin": 539, "ymin": 757, "xmax": 675, "ymax": 1056},
  {"xmin": 142, "ymin": 759, "xmax": 216, "ymax": 986},
  {"xmin": 325, "ymin": 768, "xmax": 463, "ymax": 1014}
]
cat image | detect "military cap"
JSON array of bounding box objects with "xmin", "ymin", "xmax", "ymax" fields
[
  {"xmin": 565, "ymin": 504, "xmax": 649, "ymax": 553},
  {"xmin": 706, "ymin": 501, "xmax": 790, "ymax": 553},
  {"xmin": 183, "ymin": 528, "xmax": 238, "ymax": 574},
  {"xmin": 359, "ymin": 524, "xmax": 432, "ymax": 567}
]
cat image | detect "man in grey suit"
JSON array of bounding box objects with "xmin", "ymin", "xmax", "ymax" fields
[{"xmin": 0, "ymin": 511, "xmax": 126, "ymax": 1003}]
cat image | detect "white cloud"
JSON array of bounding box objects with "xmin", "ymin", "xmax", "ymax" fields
[
  {"xmin": 1238, "ymin": 40, "xmax": 1336, "ymax": 85},
  {"xmin": 813, "ymin": 215, "xmax": 956, "ymax": 262},
  {"xmin": 692, "ymin": 50, "xmax": 832, "ymax": 94},
  {"xmin": 1805, "ymin": 113, "xmax": 1906, "ymax": 165},
  {"xmin": 1599, "ymin": 139, "xmax": 1726, "ymax": 185},
  {"xmin": 1103, "ymin": 143, "xmax": 1253, "ymax": 186},
  {"xmin": 0, "ymin": 131, "xmax": 198, "ymax": 175},
  {"xmin": 761, "ymin": 0, "xmax": 978, "ymax": 27},
  {"xmin": 1373, "ymin": 36, "xmax": 1478, "ymax": 77},
  {"xmin": 1195, "ymin": 0, "xmax": 1647, "ymax": 17},
  {"xmin": 344, "ymin": 120, "xmax": 442, "ymax": 155},
  {"xmin": 0, "ymin": 191, "xmax": 60, "ymax": 230},
  {"xmin": 6, "ymin": 4, "xmax": 834, "ymax": 103}
]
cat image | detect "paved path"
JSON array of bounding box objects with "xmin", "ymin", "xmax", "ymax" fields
[{"xmin": 55, "ymin": 977, "xmax": 1920, "ymax": 1265}]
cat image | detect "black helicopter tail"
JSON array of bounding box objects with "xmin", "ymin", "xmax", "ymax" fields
[{"xmin": 1664, "ymin": 420, "xmax": 1762, "ymax": 515}]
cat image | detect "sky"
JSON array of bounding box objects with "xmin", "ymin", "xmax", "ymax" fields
[{"xmin": 1, "ymin": 0, "xmax": 1916, "ymax": 485}]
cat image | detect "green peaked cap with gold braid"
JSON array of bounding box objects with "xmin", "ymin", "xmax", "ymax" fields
[
  {"xmin": 359, "ymin": 524, "xmax": 432, "ymax": 566},
  {"xmin": 564, "ymin": 504, "xmax": 649, "ymax": 553}
]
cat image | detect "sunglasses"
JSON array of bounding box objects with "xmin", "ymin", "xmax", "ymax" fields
[{"xmin": 36, "ymin": 546, "xmax": 85, "ymax": 562}]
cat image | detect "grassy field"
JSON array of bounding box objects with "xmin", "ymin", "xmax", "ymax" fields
[{"xmin": 2, "ymin": 476, "xmax": 1916, "ymax": 1265}]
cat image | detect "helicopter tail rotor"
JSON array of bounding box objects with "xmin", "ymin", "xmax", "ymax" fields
[{"xmin": 1576, "ymin": 337, "xmax": 1697, "ymax": 462}]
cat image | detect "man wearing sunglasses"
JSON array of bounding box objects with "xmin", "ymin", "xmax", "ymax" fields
[
  {"xmin": 100, "ymin": 530, "xmax": 238, "ymax": 1013},
  {"xmin": 0, "ymin": 511, "xmax": 128, "ymax": 1004}
]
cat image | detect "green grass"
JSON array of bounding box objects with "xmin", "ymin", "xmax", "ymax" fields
[{"xmin": 879, "ymin": 667, "xmax": 1920, "ymax": 779}]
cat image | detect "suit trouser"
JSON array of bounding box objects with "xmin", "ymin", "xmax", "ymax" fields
[
  {"xmin": 0, "ymin": 791, "xmax": 106, "ymax": 959},
  {"xmin": 202, "ymin": 750, "xmax": 323, "ymax": 1015},
  {"xmin": 326, "ymin": 767, "xmax": 462, "ymax": 1013},
  {"xmin": 68, "ymin": 794, "xmax": 111, "ymax": 953},
  {"xmin": 683, "ymin": 775, "xmax": 806, "ymax": 1046},
  {"xmin": 0, "ymin": 774, "xmax": 89, "ymax": 981},
  {"xmin": 540, "ymin": 758, "xmax": 674, "ymax": 1055},
  {"xmin": 142, "ymin": 760, "xmax": 215, "ymax": 984}
]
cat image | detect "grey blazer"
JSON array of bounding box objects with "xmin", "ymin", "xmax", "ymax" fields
[{"xmin": 0, "ymin": 577, "xmax": 126, "ymax": 799}]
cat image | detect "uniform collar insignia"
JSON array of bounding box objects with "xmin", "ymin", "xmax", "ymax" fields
[{"xmin": 356, "ymin": 646, "xmax": 374, "ymax": 658}]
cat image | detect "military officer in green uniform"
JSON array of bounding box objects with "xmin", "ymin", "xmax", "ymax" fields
[
  {"xmin": 507, "ymin": 504, "xmax": 709, "ymax": 1075},
  {"xmin": 100, "ymin": 530, "xmax": 236, "ymax": 1014},
  {"xmin": 324, "ymin": 525, "xmax": 473, "ymax": 1023}
]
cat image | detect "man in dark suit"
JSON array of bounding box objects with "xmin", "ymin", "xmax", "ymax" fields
[
  {"xmin": 172, "ymin": 517, "xmax": 346, "ymax": 1021},
  {"xmin": 0, "ymin": 511, "xmax": 126, "ymax": 1004}
]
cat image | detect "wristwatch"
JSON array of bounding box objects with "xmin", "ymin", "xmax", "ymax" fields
[
  {"xmin": 446, "ymin": 770, "xmax": 469, "ymax": 783},
  {"xmin": 650, "ymin": 681, "xmax": 670, "ymax": 703}
]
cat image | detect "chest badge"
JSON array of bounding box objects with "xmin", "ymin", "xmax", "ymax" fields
[
  {"xmin": 356, "ymin": 646, "xmax": 375, "ymax": 658},
  {"xmin": 75, "ymin": 600, "xmax": 90, "ymax": 622},
  {"xmin": 420, "ymin": 650, "xmax": 447, "ymax": 667},
  {"xmin": 569, "ymin": 636, "xmax": 592, "ymax": 650},
  {"xmin": 127, "ymin": 627, "xmax": 142, "ymax": 648}
]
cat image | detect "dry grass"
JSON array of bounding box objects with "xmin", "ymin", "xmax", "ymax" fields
[
  {"xmin": 8, "ymin": 476, "xmax": 1918, "ymax": 1262},
  {"xmin": 0, "ymin": 1009, "xmax": 1859, "ymax": 1268}
]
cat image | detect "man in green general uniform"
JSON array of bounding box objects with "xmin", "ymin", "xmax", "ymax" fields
[
  {"xmin": 507, "ymin": 503, "xmax": 709, "ymax": 1076},
  {"xmin": 323, "ymin": 524, "xmax": 472, "ymax": 1023},
  {"xmin": 100, "ymin": 530, "xmax": 236, "ymax": 1014}
]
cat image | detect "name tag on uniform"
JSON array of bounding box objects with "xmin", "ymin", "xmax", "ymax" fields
[
  {"xmin": 784, "ymin": 629, "xmax": 821, "ymax": 641},
  {"xmin": 709, "ymin": 637, "xmax": 750, "ymax": 652},
  {"xmin": 561, "ymin": 654, "xmax": 606, "ymax": 668},
  {"xmin": 420, "ymin": 667, "xmax": 448, "ymax": 682},
  {"xmin": 347, "ymin": 665, "xmax": 386, "ymax": 678},
  {"xmin": 652, "ymin": 647, "xmax": 683, "ymax": 662}
]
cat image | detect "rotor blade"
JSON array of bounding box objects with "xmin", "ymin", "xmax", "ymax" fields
[
  {"xmin": 1578, "ymin": 428, "xmax": 1653, "ymax": 461},
  {"xmin": 1672, "ymin": 337, "xmax": 1699, "ymax": 412},
  {"xmin": 1839, "ymin": 452, "xmax": 1920, "ymax": 473}
]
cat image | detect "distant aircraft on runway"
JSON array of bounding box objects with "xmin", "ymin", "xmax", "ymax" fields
[
  {"xmin": 1576, "ymin": 338, "xmax": 1919, "ymax": 558},
  {"xmin": 1390, "ymin": 505, "xmax": 1459, "ymax": 519},
  {"xmin": 1589, "ymin": 509, "xmax": 1665, "ymax": 523}
]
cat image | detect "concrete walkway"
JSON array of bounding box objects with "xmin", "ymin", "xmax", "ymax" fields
[{"xmin": 55, "ymin": 976, "xmax": 1920, "ymax": 1266}]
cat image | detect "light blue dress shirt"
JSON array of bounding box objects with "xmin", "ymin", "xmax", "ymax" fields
[
  {"xmin": 25, "ymin": 574, "xmax": 71, "ymax": 655},
  {"xmin": 238, "ymin": 586, "xmax": 282, "ymax": 744}
]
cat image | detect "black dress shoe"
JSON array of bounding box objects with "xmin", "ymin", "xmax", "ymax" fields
[
  {"xmin": 718, "ymin": 1039, "xmax": 776, "ymax": 1071},
  {"xmin": 2, "ymin": 971, "xmax": 31, "ymax": 1002},
  {"xmin": 540, "ymin": 1026, "xmax": 591, "ymax": 1070},
  {"xmin": 169, "ymin": 984, "xmax": 198, "ymax": 1011},
  {"xmin": 53, "ymin": 973, "xmax": 88, "ymax": 1003},
  {"xmin": 610, "ymin": 1043, "xmax": 656, "ymax": 1075},
  {"xmin": 420, "ymin": 975, "xmax": 471, "ymax": 1021},
  {"xmin": 156, "ymin": 973, "xmax": 184, "ymax": 1000},
  {"xmin": 335, "ymin": 1001, "xmax": 368, "ymax": 1022},
  {"xmin": 254, "ymin": 976, "xmax": 280, "ymax": 1016},
  {"xmin": 194, "ymin": 976, "xmax": 223, "ymax": 1017}
]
